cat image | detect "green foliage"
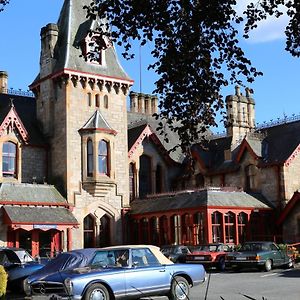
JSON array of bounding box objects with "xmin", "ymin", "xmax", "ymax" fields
[
  {"xmin": 0, "ymin": 265, "xmax": 7, "ymax": 298},
  {"xmin": 82, "ymin": 1, "xmax": 300, "ymax": 153}
]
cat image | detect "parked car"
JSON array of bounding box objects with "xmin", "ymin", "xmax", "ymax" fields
[
  {"xmin": 160, "ymin": 245, "xmax": 192, "ymax": 263},
  {"xmin": 225, "ymin": 241, "xmax": 294, "ymax": 272},
  {"xmin": 24, "ymin": 245, "xmax": 206, "ymax": 300},
  {"xmin": 185, "ymin": 243, "xmax": 232, "ymax": 271},
  {"xmin": 26, "ymin": 248, "xmax": 98, "ymax": 286},
  {"xmin": 0, "ymin": 247, "xmax": 48, "ymax": 290}
]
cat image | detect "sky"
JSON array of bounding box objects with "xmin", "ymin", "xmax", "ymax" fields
[{"xmin": 0, "ymin": 0, "xmax": 299, "ymax": 134}]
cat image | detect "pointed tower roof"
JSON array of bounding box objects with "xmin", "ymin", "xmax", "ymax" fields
[
  {"xmin": 39, "ymin": 0, "xmax": 132, "ymax": 83},
  {"xmin": 80, "ymin": 110, "xmax": 117, "ymax": 135}
]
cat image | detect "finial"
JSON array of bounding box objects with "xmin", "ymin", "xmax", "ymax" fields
[{"xmin": 235, "ymin": 85, "xmax": 240, "ymax": 96}]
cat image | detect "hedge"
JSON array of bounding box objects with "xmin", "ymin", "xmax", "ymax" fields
[{"xmin": 0, "ymin": 265, "xmax": 7, "ymax": 299}]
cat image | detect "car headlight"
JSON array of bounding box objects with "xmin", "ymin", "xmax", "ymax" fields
[
  {"xmin": 23, "ymin": 278, "xmax": 31, "ymax": 296},
  {"xmin": 64, "ymin": 278, "xmax": 73, "ymax": 295}
]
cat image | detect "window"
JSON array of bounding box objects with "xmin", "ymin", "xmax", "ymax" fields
[
  {"xmin": 212, "ymin": 211, "xmax": 223, "ymax": 243},
  {"xmin": 95, "ymin": 94, "xmax": 100, "ymax": 108},
  {"xmin": 129, "ymin": 163, "xmax": 136, "ymax": 201},
  {"xmin": 139, "ymin": 155, "xmax": 152, "ymax": 198},
  {"xmin": 132, "ymin": 248, "xmax": 160, "ymax": 267},
  {"xmin": 238, "ymin": 212, "xmax": 248, "ymax": 244},
  {"xmin": 84, "ymin": 215, "xmax": 95, "ymax": 248},
  {"xmin": 2, "ymin": 142, "xmax": 17, "ymax": 177},
  {"xmin": 104, "ymin": 95, "xmax": 108, "ymax": 109},
  {"xmin": 194, "ymin": 212, "xmax": 205, "ymax": 244},
  {"xmin": 87, "ymin": 139, "xmax": 93, "ymax": 177},
  {"xmin": 87, "ymin": 93, "xmax": 92, "ymax": 106},
  {"xmin": 98, "ymin": 140, "xmax": 108, "ymax": 175},
  {"xmin": 224, "ymin": 212, "xmax": 236, "ymax": 243}
]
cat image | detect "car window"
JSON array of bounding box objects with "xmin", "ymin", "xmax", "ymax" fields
[
  {"xmin": 0, "ymin": 251, "xmax": 10, "ymax": 265},
  {"xmin": 14, "ymin": 250, "xmax": 34, "ymax": 263},
  {"xmin": 270, "ymin": 244, "xmax": 278, "ymax": 251},
  {"xmin": 132, "ymin": 248, "xmax": 160, "ymax": 267}
]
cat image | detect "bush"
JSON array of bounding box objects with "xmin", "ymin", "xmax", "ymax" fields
[{"xmin": 0, "ymin": 265, "xmax": 7, "ymax": 299}]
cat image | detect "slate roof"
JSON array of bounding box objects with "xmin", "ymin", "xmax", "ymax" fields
[
  {"xmin": 32, "ymin": 0, "xmax": 131, "ymax": 85},
  {"xmin": 81, "ymin": 110, "xmax": 115, "ymax": 132},
  {"xmin": 128, "ymin": 112, "xmax": 186, "ymax": 163},
  {"xmin": 192, "ymin": 119, "xmax": 300, "ymax": 171},
  {"xmin": 0, "ymin": 183, "xmax": 67, "ymax": 205},
  {"xmin": 0, "ymin": 93, "xmax": 45, "ymax": 146},
  {"xmin": 130, "ymin": 188, "xmax": 273, "ymax": 215},
  {"xmin": 2, "ymin": 206, "xmax": 78, "ymax": 225}
]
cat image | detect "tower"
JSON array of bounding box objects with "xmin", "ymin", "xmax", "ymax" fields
[
  {"xmin": 30, "ymin": 0, "xmax": 133, "ymax": 248},
  {"xmin": 226, "ymin": 86, "xmax": 256, "ymax": 146}
]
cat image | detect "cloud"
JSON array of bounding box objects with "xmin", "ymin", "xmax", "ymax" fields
[{"xmin": 234, "ymin": 0, "xmax": 290, "ymax": 43}]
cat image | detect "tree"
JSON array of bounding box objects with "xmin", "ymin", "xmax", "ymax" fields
[
  {"xmin": 0, "ymin": 0, "xmax": 9, "ymax": 12},
  {"xmin": 84, "ymin": 1, "xmax": 300, "ymax": 154}
]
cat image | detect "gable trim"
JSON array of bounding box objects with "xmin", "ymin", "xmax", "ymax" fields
[
  {"xmin": 0, "ymin": 105, "xmax": 29, "ymax": 143},
  {"xmin": 235, "ymin": 139, "xmax": 259, "ymax": 163}
]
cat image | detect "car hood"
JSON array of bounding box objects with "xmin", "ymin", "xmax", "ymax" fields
[
  {"xmin": 189, "ymin": 251, "xmax": 212, "ymax": 256},
  {"xmin": 228, "ymin": 251, "xmax": 265, "ymax": 257}
]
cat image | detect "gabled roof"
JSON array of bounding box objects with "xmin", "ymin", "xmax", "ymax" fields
[
  {"xmin": 32, "ymin": 0, "xmax": 131, "ymax": 85},
  {"xmin": 0, "ymin": 93, "xmax": 46, "ymax": 146},
  {"xmin": 277, "ymin": 191, "xmax": 300, "ymax": 226},
  {"xmin": 130, "ymin": 188, "xmax": 273, "ymax": 215},
  {"xmin": 80, "ymin": 110, "xmax": 117, "ymax": 135},
  {"xmin": 128, "ymin": 123, "xmax": 176, "ymax": 165}
]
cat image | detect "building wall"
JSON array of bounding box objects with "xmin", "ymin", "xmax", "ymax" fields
[{"xmin": 21, "ymin": 146, "xmax": 47, "ymax": 183}]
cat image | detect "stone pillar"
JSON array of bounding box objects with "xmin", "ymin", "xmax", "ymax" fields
[
  {"xmin": 151, "ymin": 96, "xmax": 158, "ymax": 114},
  {"xmin": 145, "ymin": 94, "xmax": 151, "ymax": 114},
  {"xmin": 129, "ymin": 92, "xmax": 138, "ymax": 112},
  {"xmin": 138, "ymin": 93, "xmax": 145, "ymax": 114},
  {"xmin": 0, "ymin": 71, "xmax": 8, "ymax": 94}
]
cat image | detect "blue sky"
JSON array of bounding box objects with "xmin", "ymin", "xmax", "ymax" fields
[{"xmin": 0, "ymin": 0, "xmax": 299, "ymax": 134}]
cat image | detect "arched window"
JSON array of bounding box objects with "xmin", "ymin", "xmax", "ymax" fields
[
  {"xmin": 95, "ymin": 94, "xmax": 100, "ymax": 108},
  {"xmin": 99, "ymin": 214, "xmax": 111, "ymax": 247},
  {"xmin": 194, "ymin": 212, "xmax": 205, "ymax": 245},
  {"xmin": 224, "ymin": 212, "xmax": 236, "ymax": 243},
  {"xmin": 87, "ymin": 93, "xmax": 92, "ymax": 106},
  {"xmin": 238, "ymin": 212, "xmax": 248, "ymax": 244},
  {"xmin": 129, "ymin": 163, "xmax": 136, "ymax": 201},
  {"xmin": 104, "ymin": 95, "xmax": 108, "ymax": 109},
  {"xmin": 139, "ymin": 155, "xmax": 152, "ymax": 198},
  {"xmin": 155, "ymin": 165, "xmax": 163, "ymax": 193},
  {"xmin": 98, "ymin": 140, "xmax": 108, "ymax": 175},
  {"xmin": 87, "ymin": 139, "xmax": 93, "ymax": 177},
  {"xmin": 141, "ymin": 218, "xmax": 149, "ymax": 244},
  {"xmin": 212, "ymin": 211, "xmax": 223, "ymax": 243},
  {"xmin": 2, "ymin": 142, "xmax": 17, "ymax": 177},
  {"xmin": 84, "ymin": 214, "xmax": 95, "ymax": 248}
]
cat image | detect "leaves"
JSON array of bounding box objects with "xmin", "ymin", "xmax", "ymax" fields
[{"xmin": 85, "ymin": 0, "xmax": 298, "ymax": 154}]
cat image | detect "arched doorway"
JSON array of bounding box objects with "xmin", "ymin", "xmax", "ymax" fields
[
  {"xmin": 84, "ymin": 214, "xmax": 95, "ymax": 248},
  {"xmin": 99, "ymin": 214, "xmax": 111, "ymax": 247}
]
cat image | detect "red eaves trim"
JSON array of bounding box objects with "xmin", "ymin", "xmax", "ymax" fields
[
  {"xmin": 0, "ymin": 201, "xmax": 72, "ymax": 208},
  {"xmin": 277, "ymin": 191, "xmax": 300, "ymax": 226},
  {"xmin": 29, "ymin": 68, "xmax": 134, "ymax": 89},
  {"xmin": 5, "ymin": 220, "xmax": 79, "ymax": 226}
]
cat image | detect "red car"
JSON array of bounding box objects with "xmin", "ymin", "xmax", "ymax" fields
[{"xmin": 186, "ymin": 243, "xmax": 233, "ymax": 271}]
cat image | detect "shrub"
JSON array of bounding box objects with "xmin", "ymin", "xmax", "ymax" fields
[{"xmin": 0, "ymin": 265, "xmax": 7, "ymax": 298}]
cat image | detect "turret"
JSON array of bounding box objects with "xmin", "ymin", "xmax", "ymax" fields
[{"xmin": 0, "ymin": 71, "xmax": 8, "ymax": 94}]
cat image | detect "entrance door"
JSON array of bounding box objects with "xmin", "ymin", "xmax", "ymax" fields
[{"xmin": 18, "ymin": 229, "xmax": 32, "ymax": 254}]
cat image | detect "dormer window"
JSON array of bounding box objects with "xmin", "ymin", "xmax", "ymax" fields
[{"xmin": 2, "ymin": 141, "xmax": 17, "ymax": 177}]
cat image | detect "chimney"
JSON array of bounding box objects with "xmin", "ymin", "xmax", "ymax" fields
[
  {"xmin": 129, "ymin": 91, "xmax": 138, "ymax": 112},
  {"xmin": 0, "ymin": 71, "xmax": 8, "ymax": 94}
]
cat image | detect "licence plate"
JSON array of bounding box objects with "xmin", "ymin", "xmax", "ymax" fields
[
  {"xmin": 236, "ymin": 257, "xmax": 247, "ymax": 261},
  {"xmin": 195, "ymin": 257, "xmax": 205, "ymax": 260}
]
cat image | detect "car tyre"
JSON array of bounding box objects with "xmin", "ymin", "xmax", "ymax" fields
[
  {"xmin": 218, "ymin": 257, "xmax": 226, "ymax": 271},
  {"xmin": 84, "ymin": 283, "xmax": 110, "ymax": 300},
  {"xmin": 264, "ymin": 259, "xmax": 272, "ymax": 272},
  {"xmin": 168, "ymin": 276, "xmax": 190, "ymax": 300}
]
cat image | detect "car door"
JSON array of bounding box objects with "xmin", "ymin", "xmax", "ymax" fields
[
  {"xmin": 124, "ymin": 248, "xmax": 169, "ymax": 298},
  {"xmin": 269, "ymin": 243, "xmax": 285, "ymax": 266}
]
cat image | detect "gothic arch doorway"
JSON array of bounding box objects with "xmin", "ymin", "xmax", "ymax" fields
[
  {"xmin": 84, "ymin": 214, "xmax": 96, "ymax": 248},
  {"xmin": 99, "ymin": 214, "xmax": 111, "ymax": 247}
]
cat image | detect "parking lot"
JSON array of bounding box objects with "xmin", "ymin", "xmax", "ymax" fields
[{"xmin": 6, "ymin": 265, "xmax": 300, "ymax": 300}]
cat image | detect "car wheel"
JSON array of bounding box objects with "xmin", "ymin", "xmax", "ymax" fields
[
  {"xmin": 168, "ymin": 276, "xmax": 190, "ymax": 300},
  {"xmin": 84, "ymin": 283, "xmax": 110, "ymax": 300},
  {"xmin": 218, "ymin": 257, "xmax": 226, "ymax": 271},
  {"xmin": 264, "ymin": 259, "xmax": 272, "ymax": 272}
]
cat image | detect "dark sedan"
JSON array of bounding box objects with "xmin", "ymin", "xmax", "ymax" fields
[
  {"xmin": 160, "ymin": 245, "xmax": 192, "ymax": 263},
  {"xmin": 225, "ymin": 241, "xmax": 294, "ymax": 272},
  {"xmin": 0, "ymin": 247, "xmax": 47, "ymax": 290}
]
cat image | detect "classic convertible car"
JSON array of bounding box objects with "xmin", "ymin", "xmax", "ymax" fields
[
  {"xmin": 225, "ymin": 241, "xmax": 294, "ymax": 272},
  {"xmin": 24, "ymin": 245, "xmax": 206, "ymax": 300}
]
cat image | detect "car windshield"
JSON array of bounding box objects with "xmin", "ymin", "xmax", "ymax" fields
[
  {"xmin": 194, "ymin": 245, "xmax": 218, "ymax": 252},
  {"xmin": 239, "ymin": 243, "xmax": 266, "ymax": 251},
  {"xmin": 90, "ymin": 250, "xmax": 129, "ymax": 268}
]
